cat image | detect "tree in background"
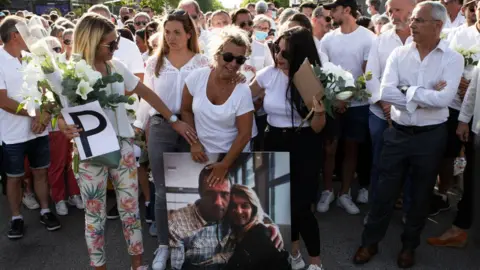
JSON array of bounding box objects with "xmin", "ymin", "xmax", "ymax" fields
[
  {"xmin": 240, "ymin": 0, "xmax": 289, "ymax": 8},
  {"xmin": 0, "ymin": 0, "xmax": 11, "ymax": 8},
  {"xmin": 197, "ymin": 0, "xmax": 225, "ymax": 12}
]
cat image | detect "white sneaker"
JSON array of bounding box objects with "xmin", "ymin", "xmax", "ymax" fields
[
  {"xmin": 152, "ymin": 245, "xmax": 169, "ymax": 270},
  {"xmin": 56, "ymin": 201, "xmax": 69, "ymax": 216},
  {"xmin": 22, "ymin": 192, "xmax": 40, "ymax": 210},
  {"xmin": 337, "ymin": 194, "xmax": 360, "ymax": 214},
  {"xmin": 316, "ymin": 190, "xmax": 335, "ymax": 213},
  {"xmin": 290, "ymin": 253, "xmax": 305, "ymax": 270},
  {"xmin": 357, "ymin": 188, "xmax": 369, "ymax": 204},
  {"xmin": 307, "ymin": 265, "xmax": 325, "ymax": 270},
  {"xmin": 68, "ymin": 195, "xmax": 84, "ymax": 210}
]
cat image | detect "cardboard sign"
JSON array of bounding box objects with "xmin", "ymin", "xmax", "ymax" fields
[
  {"xmin": 293, "ymin": 58, "xmax": 325, "ymax": 110},
  {"xmin": 61, "ymin": 101, "xmax": 119, "ymax": 160}
]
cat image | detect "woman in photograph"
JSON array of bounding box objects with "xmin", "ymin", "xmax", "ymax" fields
[
  {"xmin": 57, "ymin": 13, "xmax": 197, "ymax": 270},
  {"xmin": 250, "ymin": 26, "xmax": 326, "ymax": 270},
  {"xmin": 224, "ymin": 184, "xmax": 290, "ymax": 270},
  {"xmin": 181, "ymin": 25, "xmax": 254, "ymax": 184},
  {"xmin": 142, "ymin": 9, "xmax": 209, "ymax": 270}
]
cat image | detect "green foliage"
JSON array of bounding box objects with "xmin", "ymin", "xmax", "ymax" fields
[
  {"xmin": 0, "ymin": 0, "xmax": 11, "ymax": 7},
  {"xmin": 211, "ymin": 0, "xmax": 225, "ymax": 10},
  {"xmin": 139, "ymin": 0, "xmax": 166, "ymax": 14},
  {"xmin": 240, "ymin": 0, "xmax": 289, "ymax": 8}
]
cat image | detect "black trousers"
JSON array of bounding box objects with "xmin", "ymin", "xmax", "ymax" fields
[
  {"xmin": 453, "ymin": 132, "xmax": 475, "ymax": 229},
  {"xmin": 0, "ymin": 146, "xmax": 5, "ymax": 195},
  {"xmin": 362, "ymin": 123, "xmax": 447, "ymax": 250},
  {"xmin": 253, "ymin": 114, "xmax": 268, "ymax": 151},
  {"xmin": 264, "ymin": 125, "xmax": 322, "ymax": 257}
]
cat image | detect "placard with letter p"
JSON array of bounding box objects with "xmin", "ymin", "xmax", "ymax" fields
[{"xmin": 61, "ymin": 101, "xmax": 120, "ymax": 161}]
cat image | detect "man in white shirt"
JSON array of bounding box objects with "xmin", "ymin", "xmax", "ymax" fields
[
  {"xmin": 118, "ymin": 6, "xmax": 130, "ymax": 29},
  {"xmin": 441, "ymin": 0, "xmax": 466, "ymax": 28},
  {"xmin": 443, "ymin": 0, "xmax": 477, "ymax": 41},
  {"xmin": 311, "ymin": 6, "xmax": 331, "ymax": 44},
  {"xmin": 318, "ymin": 0, "xmax": 376, "ymax": 215},
  {"xmin": 0, "ymin": 16, "xmax": 61, "ymax": 240},
  {"xmin": 355, "ymin": 2, "xmax": 464, "ymax": 268},
  {"xmin": 431, "ymin": 0, "xmax": 480, "ymax": 216},
  {"xmin": 365, "ymin": 0, "xmax": 415, "ymax": 215}
]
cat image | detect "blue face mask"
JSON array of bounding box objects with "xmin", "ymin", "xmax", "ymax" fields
[
  {"xmin": 271, "ymin": 11, "xmax": 277, "ymax": 19},
  {"xmin": 254, "ymin": 30, "xmax": 268, "ymax": 41},
  {"xmin": 367, "ymin": 8, "xmax": 372, "ymax": 15}
]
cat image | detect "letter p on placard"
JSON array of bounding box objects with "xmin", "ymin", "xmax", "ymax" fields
[{"xmin": 61, "ymin": 101, "xmax": 120, "ymax": 160}]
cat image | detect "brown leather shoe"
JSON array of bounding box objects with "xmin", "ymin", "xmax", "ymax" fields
[
  {"xmin": 397, "ymin": 249, "xmax": 415, "ymax": 268},
  {"xmin": 427, "ymin": 230, "xmax": 468, "ymax": 248},
  {"xmin": 353, "ymin": 244, "xmax": 378, "ymax": 265}
]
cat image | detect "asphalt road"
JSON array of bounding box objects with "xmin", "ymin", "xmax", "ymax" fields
[{"xmin": 0, "ymin": 189, "xmax": 478, "ymax": 270}]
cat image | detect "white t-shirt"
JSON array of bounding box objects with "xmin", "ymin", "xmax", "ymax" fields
[
  {"xmin": 185, "ymin": 67, "xmax": 255, "ymax": 153},
  {"xmin": 247, "ymin": 40, "xmax": 275, "ymax": 72},
  {"xmin": 314, "ymin": 37, "xmax": 330, "ymax": 65},
  {"xmin": 257, "ymin": 66, "xmax": 307, "ymax": 128},
  {"xmin": 320, "ymin": 26, "xmax": 375, "ymax": 107},
  {"xmin": 0, "ymin": 48, "xmax": 48, "ymax": 144}
]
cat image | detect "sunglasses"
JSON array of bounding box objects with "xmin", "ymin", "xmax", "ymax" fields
[
  {"xmin": 100, "ymin": 35, "xmax": 121, "ymax": 53},
  {"xmin": 325, "ymin": 16, "xmax": 332, "ymax": 23},
  {"xmin": 122, "ymin": 16, "xmax": 130, "ymax": 21},
  {"xmin": 239, "ymin": 20, "xmax": 253, "ymax": 28},
  {"xmin": 52, "ymin": 47, "xmax": 62, "ymax": 53},
  {"xmin": 63, "ymin": 39, "xmax": 72, "ymax": 45},
  {"xmin": 135, "ymin": 21, "xmax": 148, "ymax": 26},
  {"xmin": 221, "ymin": 52, "xmax": 248, "ymax": 65},
  {"xmin": 274, "ymin": 44, "xmax": 290, "ymax": 59}
]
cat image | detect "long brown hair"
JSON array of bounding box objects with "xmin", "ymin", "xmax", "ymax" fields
[
  {"xmin": 229, "ymin": 184, "xmax": 265, "ymax": 233},
  {"xmin": 154, "ymin": 9, "xmax": 200, "ymax": 77}
]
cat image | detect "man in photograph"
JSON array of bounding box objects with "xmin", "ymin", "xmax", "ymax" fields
[{"xmin": 168, "ymin": 165, "xmax": 283, "ymax": 270}]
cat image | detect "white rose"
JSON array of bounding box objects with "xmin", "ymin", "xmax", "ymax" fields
[
  {"xmin": 84, "ymin": 69, "xmax": 102, "ymax": 86},
  {"xmin": 75, "ymin": 59, "xmax": 90, "ymax": 79},
  {"xmin": 30, "ymin": 42, "xmax": 50, "ymax": 56},
  {"xmin": 76, "ymin": 79, "xmax": 94, "ymax": 100},
  {"xmin": 336, "ymin": 91, "xmax": 353, "ymax": 101}
]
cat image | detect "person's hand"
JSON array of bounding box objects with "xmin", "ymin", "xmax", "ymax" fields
[
  {"xmin": 334, "ymin": 100, "xmax": 347, "ymax": 114},
  {"xmin": 206, "ymin": 162, "xmax": 229, "ymax": 187},
  {"xmin": 231, "ymin": 72, "xmax": 247, "ymax": 85},
  {"xmin": 379, "ymin": 101, "xmax": 391, "ymax": 120},
  {"xmin": 171, "ymin": 120, "xmax": 197, "ymax": 145},
  {"xmin": 434, "ymin": 80, "xmax": 447, "ymax": 91},
  {"xmin": 312, "ymin": 96, "xmax": 325, "ymax": 113},
  {"xmin": 266, "ymin": 224, "xmax": 284, "ymax": 249},
  {"xmin": 191, "ymin": 143, "xmax": 209, "ymax": 163},
  {"xmin": 456, "ymin": 122, "xmax": 470, "ymax": 142},
  {"xmin": 243, "ymin": 64, "xmax": 256, "ymax": 74},
  {"xmin": 60, "ymin": 123, "xmax": 83, "ymax": 139}
]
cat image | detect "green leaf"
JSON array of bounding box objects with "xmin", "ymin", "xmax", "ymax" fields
[
  {"xmin": 16, "ymin": 103, "xmax": 25, "ymax": 114},
  {"xmin": 51, "ymin": 115, "xmax": 58, "ymax": 130}
]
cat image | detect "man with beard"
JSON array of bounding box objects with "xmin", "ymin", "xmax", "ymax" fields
[
  {"xmin": 354, "ymin": 2, "xmax": 464, "ymax": 268},
  {"xmin": 317, "ymin": 0, "xmax": 376, "ymax": 215},
  {"xmin": 168, "ymin": 165, "xmax": 283, "ymax": 270},
  {"xmin": 364, "ymin": 0, "xmax": 415, "ymax": 224}
]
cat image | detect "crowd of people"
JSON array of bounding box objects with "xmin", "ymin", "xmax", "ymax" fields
[{"xmin": 0, "ymin": 0, "xmax": 478, "ymax": 269}]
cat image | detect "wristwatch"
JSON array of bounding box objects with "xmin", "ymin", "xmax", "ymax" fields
[
  {"xmin": 168, "ymin": 115, "xmax": 179, "ymax": 124},
  {"xmin": 399, "ymin": 85, "xmax": 409, "ymax": 95}
]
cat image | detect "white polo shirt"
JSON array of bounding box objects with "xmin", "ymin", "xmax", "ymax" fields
[{"xmin": 0, "ymin": 47, "xmax": 48, "ymax": 145}]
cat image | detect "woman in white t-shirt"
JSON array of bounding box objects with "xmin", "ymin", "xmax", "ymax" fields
[
  {"xmin": 250, "ymin": 27, "xmax": 326, "ymax": 270},
  {"xmin": 181, "ymin": 25, "xmax": 255, "ymax": 184},
  {"xmin": 139, "ymin": 9, "xmax": 210, "ymax": 270},
  {"xmin": 57, "ymin": 13, "xmax": 196, "ymax": 270}
]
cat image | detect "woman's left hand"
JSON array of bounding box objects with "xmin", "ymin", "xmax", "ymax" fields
[
  {"xmin": 312, "ymin": 96, "xmax": 325, "ymax": 113},
  {"xmin": 266, "ymin": 224, "xmax": 284, "ymax": 249},
  {"xmin": 171, "ymin": 121, "xmax": 198, "ymax": 145},
  {"xmin": 231, "ymin": 72, "xmax": 247, "ymax": 85},
  {"xmin": 206, "ymin": 162, "xmax": 229, "ymax": 187}
]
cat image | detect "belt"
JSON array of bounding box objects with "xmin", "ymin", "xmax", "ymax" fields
[{"xmin": 392, "ymin": 122, "xmax": 444, "ymax": 135}]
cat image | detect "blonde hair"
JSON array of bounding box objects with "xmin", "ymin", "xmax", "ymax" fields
[
  {"xmin": 210, "ymin": 25, "xmax": 252, "ymax": 65},
  {"xmin": 154, "ymin": 10, "xmax": 200, "ymax": 77},
  {"xmin": 229, "ymin": 184, "xmax": 265, "ymax": 232},
  {"xmin": 73, "ymin": 12, "xmax": 116, "ymax": 67}
]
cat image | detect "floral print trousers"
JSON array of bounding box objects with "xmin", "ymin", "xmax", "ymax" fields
[{"xmin": 77, "ymin": 139, "xmax": 144, "ymax": 267}]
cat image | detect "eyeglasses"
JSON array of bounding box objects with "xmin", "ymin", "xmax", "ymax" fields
[
  {"xmin": 325, "ymin": 16, "xmax": 332, "ymax": 23},
  {"xmin": 100, "ymin": 35, "xmax": 121, "ymax": 52},
  {"xmin": 122, "ymin": 16, "xmax": 130, "ymax": 21},
  {"xmin": 221, "ymin": 52, "xmax": 248, "ymax": 65},
  {"xmin": 52, "ymin": 47, "xmax": 62, "ymax": 53},
  {"xmin": 239, "ymin": 20, "xmax": 253, "ymax": 28},
  {"xmin": 274, "ymin": 44, "xmax": 290, "ymax": 60},
  {"xmin": 63, "ymin": 39, "xmax": 72, "ymax": 45},
  {"xmin": 135, "ymin": 21, "xmax": 148, "ymax": 26}
]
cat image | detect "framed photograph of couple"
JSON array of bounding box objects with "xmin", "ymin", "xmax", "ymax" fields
[{"xmin": 164, "ymin": 152, "xmax": 292, "ymax": 270}]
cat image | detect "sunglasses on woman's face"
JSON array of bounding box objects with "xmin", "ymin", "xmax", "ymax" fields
[
  {"xmin": 221, "ymin": 52, "xmax": 248, "ymax": 65},
  {"xmin": 63, "ymin": 39, "xmax": 72, "ymax": 46},
  {"xmin": 239, "ymin": 20, "xmax": 253, "ymax": 28},
  {"xmin": 274, "ymin": 44, "xmax": 290, "ymax": 60},
  {"xmin": 100, "ymin": 35, "xmax": 121, "ymax": 53},
  {"xmin": 52, "ymin": 47, "xmax": 62, "ymax": 53},
  {"xmin": 135, "ymin": 20, "xmax": 148, "ymax": 27},
  {"xmin": 325, "ymin": 16, "xmax": 332, "ymax": 23}
]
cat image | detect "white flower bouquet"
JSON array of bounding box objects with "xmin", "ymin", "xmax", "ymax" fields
[
  {"xmin": 312, "ymin": 62, "xmax": 372, "ymax": 117},
  {"xmin": 455, "ymin": 47, "xmax": 480, "ymax": 80}
]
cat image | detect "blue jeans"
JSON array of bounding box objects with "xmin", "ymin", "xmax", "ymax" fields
[
  {"xmin": 2, "ymin": 136, "xmax": 50, "ymax": 177},
  {"xmin": 148, "ymin": 115, "xmax": 189, "ymax": 246},
  {"xmin": 368, "ymin": 112, "xmax": 412, "ymax": 212}
]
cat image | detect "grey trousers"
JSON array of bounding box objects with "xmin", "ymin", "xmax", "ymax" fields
[
  {"xmin": 362, "ymin": 123, "xmax": 447, "ymax": 250},
  {"xmin": 148, "ymin": 115, "xmax": 189, "ymax": 245}
]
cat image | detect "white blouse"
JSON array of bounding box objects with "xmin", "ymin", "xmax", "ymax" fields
[
  {"xmin": 185, "ymin": 67, "xmax": 255, "ymax": 153},
  {"xmin": 143, "ymin": 54, "xmax": 209, "ymax": 116}
]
